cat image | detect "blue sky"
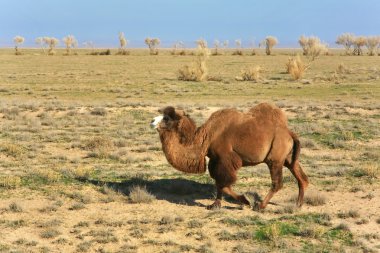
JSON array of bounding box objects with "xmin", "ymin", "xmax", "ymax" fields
[{"xmin": 0, "ymin": 0, "xmax": 379, "ymax": 48}]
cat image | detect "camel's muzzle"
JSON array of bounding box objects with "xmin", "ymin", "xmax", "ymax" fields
[{"xmin": 150, "ymin": 115, "xmax": 163, "ymax": 129}]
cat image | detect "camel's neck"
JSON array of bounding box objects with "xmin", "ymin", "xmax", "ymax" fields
[{"xmin": 159, "ymin": 129, "xmax": 208, "ymax": 174}]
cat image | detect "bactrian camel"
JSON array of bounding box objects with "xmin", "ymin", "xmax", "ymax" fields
[{"xmin": 150, "ymin": 103, "xmax": 309, "ymax": 209}]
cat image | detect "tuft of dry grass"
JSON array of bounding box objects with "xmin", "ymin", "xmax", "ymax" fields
[
  {"xmin": 178, "ymin": 39, "xmax": 210, "ymax": 82},
  {"xmin": 286, "ymin": 55, "xmax": 307, "ymax": 80},
  {"xmin": 60, "ymin": 166, "xmax": 94, "ymax": 181},
  {"xmin": 129, "ymin": 185, "xmax": 156, "ymax": 203},
  {"xmin": 0, "ymin": 176, "xmax": 22, "ymax": 189},
  {"xmin": 337, "ymin": 63, "xmax": 352, "ymax": 74},
  {"xmin": 235, "ymin": 66, "xmax": 263, "ymax": 82},
  {"xmin": 349, "ymin": 163, "xmax": 379, "ymax": 179},
  {"xmin": 29, "ymin": 168, "xmax": 61, "ymax": 183},
  {"xmin": 303, "ymin": 191, "xmax": 327, "ymax": 206},
  {"xmin": 9, "ymin": 202, "xmax": 23, "ymax": 213},
  {"xmin": 90, "ymin": 107, "xmax": 107, "ymax": 116},
  {"xmin": 337, "ymin": 210, "xmax": 360, "ymax": 219},
  {"xmin": 84, "ymin": 136, "xmax": 113, "ymax": 151},
  {"xmin": 0, "ymin": 142, "xmax": 24, "ymax": 157},
  {"xmin": 40, "ymin": 229, "xmax": 61, "ymax": 239}
]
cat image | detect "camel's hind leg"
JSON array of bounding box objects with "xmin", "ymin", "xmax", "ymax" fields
[
  {"xmin": 285, "ymin": 160, "xmax": 309, "ymax": 207},
  {"xmin": 260, "ymin": 161, "xmax": 283, "ymax": 209}
]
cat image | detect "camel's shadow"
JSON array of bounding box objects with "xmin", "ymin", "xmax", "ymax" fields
[{"xmin": 87, "ymin": 177, "xmax": 216, "ymax": 207}]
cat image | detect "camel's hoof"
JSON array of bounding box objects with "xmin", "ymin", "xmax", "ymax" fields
[
  {"xmin": 252, "ymin": 201, "xmax": 265, "ymax": 212},
  {"xmin": 206, "ymin": 201, "xmax": 221, "ymax": 210}
]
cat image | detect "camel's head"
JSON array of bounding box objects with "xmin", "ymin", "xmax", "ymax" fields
[
  {"xmin": 151, "ymin": 106, "xmax": 196, "ymax": 137},
  {"xmin": 150, "ymin": 106, "xmax": 183, "ymax": 131}
]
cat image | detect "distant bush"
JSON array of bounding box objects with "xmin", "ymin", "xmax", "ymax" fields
[
  {"xmin": 178, "ymin": 39, "xmax": 210, "ymax": 82},
  {"xmin": 89, "ymin": 49, "xmax": 111, "ymax": 55},
  {"xmin": 298, "ymin": 35, "xmax": 328, "ymax": 60},
  {"xmin": 235, "ymin": 66, "xmax": 263, "ymax": 82},
  {"xmin": 286, "ymin": 55, "xmax": 307, "ymax": 80},
  {"xmin": 264, "ymin": 36, "xmax": 278, "ymax": 55}
]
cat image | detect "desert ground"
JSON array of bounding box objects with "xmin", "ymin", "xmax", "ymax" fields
[{"xmin": 0, "ymin": 48, "xmax": 379, "ymax": 253}]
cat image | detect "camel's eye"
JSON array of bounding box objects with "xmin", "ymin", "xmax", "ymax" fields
[{"xmin": 163, "ymin": 115, "xmax": 170, "ymax": 121}]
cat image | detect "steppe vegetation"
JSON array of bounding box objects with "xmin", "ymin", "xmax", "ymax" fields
[{"xmin": 0, "ymin": 41, "xmax": 379, "ymax": 252}]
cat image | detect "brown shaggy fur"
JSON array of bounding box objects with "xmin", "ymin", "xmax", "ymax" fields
[{"xmin": 153, "ymin": 103, "xmax": 309, "ymax": 209}]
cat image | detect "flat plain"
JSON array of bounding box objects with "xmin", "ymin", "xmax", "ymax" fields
[{"xmin": 0, "ymin": 48, "xmax": 379, "ymax": 253}]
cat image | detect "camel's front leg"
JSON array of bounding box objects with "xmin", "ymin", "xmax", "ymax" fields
[{"xmin": 207, "ymin": 186, "xmax": 222, "ymax": 210}]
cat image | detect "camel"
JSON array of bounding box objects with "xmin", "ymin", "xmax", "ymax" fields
[{"xmin": 150, "ymin": 103, "xmax": 309, "ymax": 210}]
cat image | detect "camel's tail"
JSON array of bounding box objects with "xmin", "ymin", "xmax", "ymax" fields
[{"xmin": 289, "ymin": 131, "xmax": 308, "ymax": 183}]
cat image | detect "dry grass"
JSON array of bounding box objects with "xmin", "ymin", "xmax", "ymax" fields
[
  {"xmin": 129, "ymin": 185, "xmax": 156, "ymax": 203},
  {"xmin": 0, "ymin": 48, "xmax": 379, "ymax": 253},
  {"xmin": 303, "ymin": 191, "xmax": 327, "ymax": 206},
  {"xmin": 0, "ymin": 142, "xmax": 24, "ymax": 157}
]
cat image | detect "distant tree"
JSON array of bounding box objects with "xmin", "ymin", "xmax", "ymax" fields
[
  {"xmin": 264, "ymin": 36, "xmax": 278, "ymax": 55},
  {"xmin": 83, "ymin": 41, "xmax": 94, "ymax": 53},
  {"xmin": 35, "ymin": 37, "xmax": 46, "ymax": 54},
  {"xmin": 13, "ymin": 36, "xmax": 25, "ymax": 55},
  {"xmin": 232, "ymin": 39, "xmax": 242, "ymax": 55},
  {"xmin": 336, "ymin": 33, "xmax": 355, "ymax": 55},
  {"xmin": 43, "ymin": 37, "xmax": 59, "ymax": 55},
  {"xmin": 212, "ymin": 39, "xmax": 221, "ymax": 55},
  {"xmin": 365, "ymin": 36, "xmax": 380, "ymax": 56},
  {"xmin": 171, "ymin": 41, "xmax": 185, "ymax": 55},
  {"xmin": 353, "ymin": 36, "xmax": 366, "ymax": 56},
  {"xmin": 223, "ymin": 40, "xmax": 229, "ymax": 49},
  {"xmin": 62, "ymin": 35, "xmax": 78, "ymax": 55},
  {"xmin": 249, "ymin": 39, "xmax": 256, "ymax": 55},
  {"xmin": 145, "ymin": 37, "xmax": 160, "ymax": 55}
]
